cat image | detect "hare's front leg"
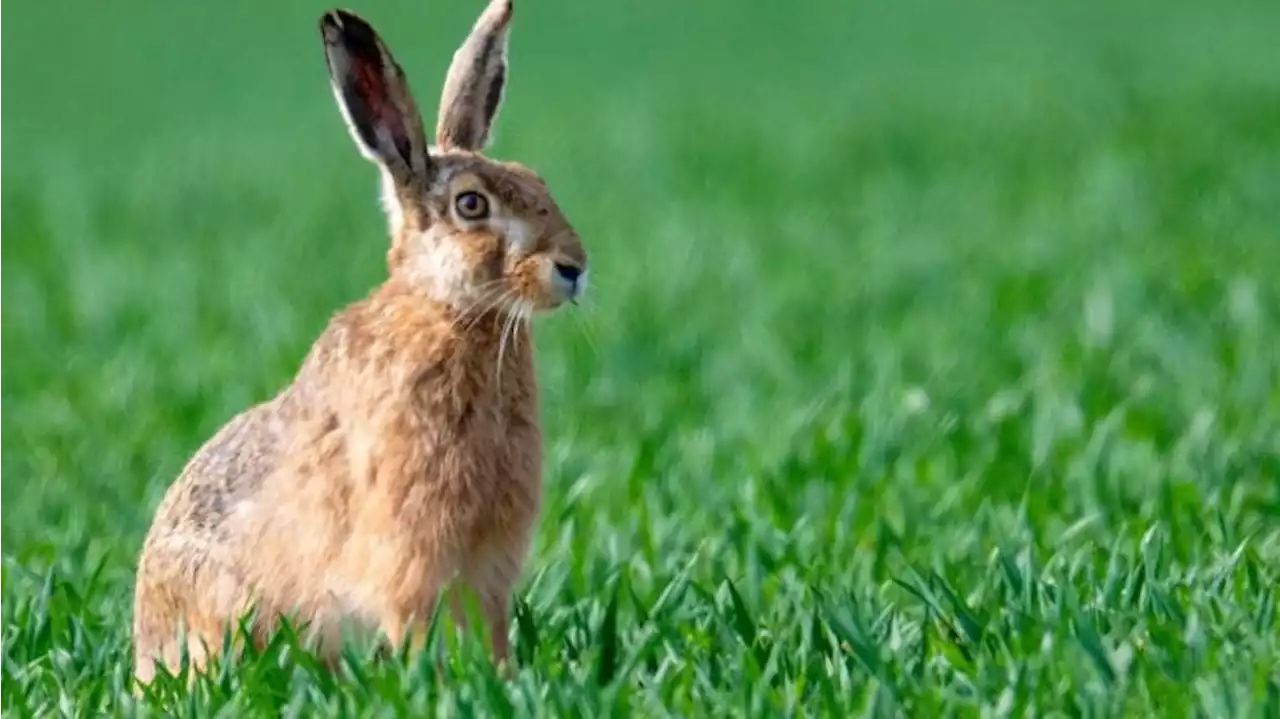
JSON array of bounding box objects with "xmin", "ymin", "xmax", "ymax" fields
[
  {"xmin": 360, "ymin": 544, "xmax": 455, "ymax": 659},
  {"xmin": 457, "ymin": 531, "xmax": 532, "ymax": 670},
  {"xmin": 453, "ymin": 583, "xmax": 511, "ymax": 666},
  {"xmin": 452, "ymin": 575, "xmax": 512, "ymax": 668},
  {"xmin": 377, "ymin": 580, "xmax": 447, "ymax": 658}
]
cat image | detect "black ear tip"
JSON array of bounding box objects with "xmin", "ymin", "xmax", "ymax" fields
[
  {"xmin": 319, "ymin": 10, "xmax": 355, "ymax": 42},
  {"xmin": 319, "ymin": 9, "xmax": 384, "ymax": 57},
  {"xmin": 319, "ymin": 11, "xmax": 342, "ymax": 38},
  {"xmin": 320, "ymin": 10, "xmax": 374, "ymax": 36},
  {"xmin": 485, "ymin": 0, "xmax": 515, "ymax": 26}
]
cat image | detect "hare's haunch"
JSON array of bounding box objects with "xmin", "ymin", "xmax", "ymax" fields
[{"xmin": 132, "ymin": 0, "xmax": 587, "ymax": 685}]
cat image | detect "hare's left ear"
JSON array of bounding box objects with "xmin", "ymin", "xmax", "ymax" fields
[{"xmin": 436, "ymin": 0, "xmax": 513, "ymax": 151}]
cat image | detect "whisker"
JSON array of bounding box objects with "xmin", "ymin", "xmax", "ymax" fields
[
  {"xmin": 572, "ymin": 301, "xmax": 603, "ymax": 358},
  {"xmin": 455, "ymin": 282, "xmax": 517, "ymax": 334},
  {"xmin": 461, "ymin": 288, "xmax": 513, "ymax": 334},
  {"xmin": 496, "ymin": 299, "xmax": 518, "ymax": 392},
  {"xmin": 450, "ymin": 291, "xmax": 495, "ymax": 332},
  {"xmin": 453, "ymin": 282, "xmax": 506, "ymax": 332},
  {"xmin": 525, "ymin": 303, "xmax": 536, "ymax": 358},
  {"xmin": 512, "ymin": 301, "xmax": 529, "ymax": 357}
]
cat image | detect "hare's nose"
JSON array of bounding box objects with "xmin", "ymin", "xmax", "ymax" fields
[
  {"xmin": 553, "ymin": 262, "xmax": 586, "ymax": 300},
  {"xmin": 554, "ymin": 263, "xmax": 582, "ymax": 284}
]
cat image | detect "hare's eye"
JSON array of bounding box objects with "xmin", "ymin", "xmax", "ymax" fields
[{"xmin": 454, "ymin": 191, "xmax": 490, "ymax": 220}]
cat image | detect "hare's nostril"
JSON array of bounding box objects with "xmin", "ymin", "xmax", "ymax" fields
[{"xmin": 554, "ymin": 263, "xmax": 582, "ymax": 284}]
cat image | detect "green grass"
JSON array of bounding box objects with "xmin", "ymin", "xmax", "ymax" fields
[{"xmin": 4, "ymin": 0, "xmax": 1280, "ymax": 714}]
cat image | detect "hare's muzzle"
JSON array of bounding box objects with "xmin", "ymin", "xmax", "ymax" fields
[{"xmin": 553, "ymin": 262, "xmax": 586, "ymax": 302}]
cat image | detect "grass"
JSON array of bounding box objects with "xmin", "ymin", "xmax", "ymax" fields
[{"xmin": 4, "ymin": 0, "xmax": 1280, "ymax": 714}]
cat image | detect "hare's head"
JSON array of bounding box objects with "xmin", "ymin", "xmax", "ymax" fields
[{"xmin": 320, "ymin": 0, "xmax": 587, "ymax": 314}]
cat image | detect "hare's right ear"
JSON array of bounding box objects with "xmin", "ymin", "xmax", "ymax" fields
[
  {"xmin": 435, "ymin": 0, "xmax": 513, "ymax": 151},
  {"xmin": 320, "ymin": 10, "xmax": 433, "ymax": 185}
]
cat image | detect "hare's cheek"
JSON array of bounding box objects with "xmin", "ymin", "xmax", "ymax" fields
[
  {"xmin": 404, "ymin": 233, "xmax": 495, "ymax": 303},
  {"xmin": 452, "ymin": 232, "xmax": 500, "ymax": 270},
  {"xmin": 496, "ymin": 217, "xmax": 537, "ymax": 258}
]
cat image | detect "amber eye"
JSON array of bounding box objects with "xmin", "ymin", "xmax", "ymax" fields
[{"xmin": 454, "ymin": 191, "xmax": 490, "ymax": 220}]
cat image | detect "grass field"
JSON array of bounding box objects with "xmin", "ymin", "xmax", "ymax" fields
[{"xmin": 4, "ymin": 0, "xmax": 1280, "ymax": 714}]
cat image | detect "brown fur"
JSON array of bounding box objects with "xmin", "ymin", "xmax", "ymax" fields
[{"xmin": 132, "ymin": 0, "xmax": 586, "ymax": 686}]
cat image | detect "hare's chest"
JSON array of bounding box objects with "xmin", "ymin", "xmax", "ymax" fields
[
  {"xmin": 441, "ymin": 396, "xmax": 540, "ymax": 485},
  {"xmin": 411, "ymin": 382, "xmax": 540, "ymax": 487},
  {"xmin": 395, "ymin": 350, "xmax": 541, "ymax": 514}
]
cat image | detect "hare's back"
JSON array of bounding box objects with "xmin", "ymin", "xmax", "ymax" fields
[{"xmin": 151, "ymin": 399, "xmax": 288, "ymax": 538}]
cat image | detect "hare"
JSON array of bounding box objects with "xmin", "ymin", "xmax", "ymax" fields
[{"xmin": 132, "ymin": 0, "xmax": 587, "ymax": 685}]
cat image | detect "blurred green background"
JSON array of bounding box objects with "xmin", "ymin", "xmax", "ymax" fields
[{"xmin": 4, "ymin": 0, "xmax": 1279, "ymax": 714}]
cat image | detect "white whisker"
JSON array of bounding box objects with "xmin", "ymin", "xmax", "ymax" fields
[
  {"xmin": 496, "ymin": 300, "xmax": 518, "ymax": 392},
  {"xmin": 512, "ymin": 301, "xmax": 528, "ymax": 357},
  {"xmin": 462, "ymin": 287, "xmax": 515, "ymax": 334},
  {"xmin": 572, "ymin": 299, "xmax": 602, "ymax": 358},
  {"xmin": 453, "ymin": 281, "xmax": 508, "ymax": 331}
]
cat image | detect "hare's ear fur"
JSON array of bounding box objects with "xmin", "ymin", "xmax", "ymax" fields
[
  {"xmin": 320, "ymin": 10, "xmax": 433, "ymax": 184},
  {"xmin": 436, "ymin": 0, "xmax": 513, "ymax": 151}
]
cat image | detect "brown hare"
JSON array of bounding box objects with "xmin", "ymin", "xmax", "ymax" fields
[{"xmin": 132, "ymin": 0, "xmax": 587, "ymax": 685}]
